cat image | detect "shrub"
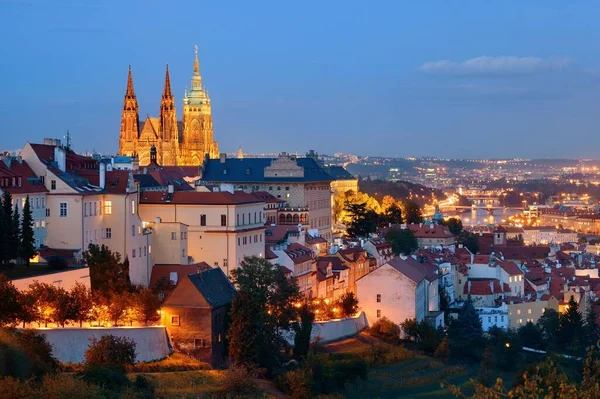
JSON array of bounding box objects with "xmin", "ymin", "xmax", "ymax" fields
[
  {"xmin": 280, "ymin": 368, "xmax": 313, "ymax": 399},
  {"xmin": 368, "ymin": 317, "xmax": 400, "ymax": 343},
  {"xmin": 434, "ymin": 337, "xmax": 450, "ymax": 362},
  {"xmin": 220, "ymin": 364, "xmax": 260, "ymax": 395},
  {"xmin": 85, "ymin": 334, "xmax": 136, "ymax": 368},
  {"xmin": 130, "ymin": 353, "xmax": 210, "ymax": 372},
  {"xmin": 0, "ymin": 328, "xmax": 58, "ymax": 380},
  {"xmin": 80, "ymin": 364, "xmax": 130, "ymax": 393},
  {"xmin": 0, "ymin": 376, "xmax": 35, "ymax": 399},
  {"xmin": 39, "ymin": 373, "xmax": 105, "ymax": 399}
]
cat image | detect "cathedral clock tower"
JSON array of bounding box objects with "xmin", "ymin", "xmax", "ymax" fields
[{"xmin": 119, "ymin": 66, "xmax": 139, "ymax": 157}]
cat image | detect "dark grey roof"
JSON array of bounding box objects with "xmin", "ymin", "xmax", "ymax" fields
[
  {"xmin": 201, "ymin": 157, "xmax": 334, "ymax": 183},
  {"xmin": 134, "ymin": 174, "xmax": 162, "ymax": 188},
  {"xmin": 327, "ymin": 166, "xmax": 356, "ymax": 180},
  {"xmin": 188, "ymin": 268, "xmax": 236, "ymax": 308}
]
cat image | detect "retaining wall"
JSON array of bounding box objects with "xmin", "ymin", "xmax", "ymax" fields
[
  {"xmin": 35, "ymin": 326, "xmax": 170, "ymax": 363},
  {"xmin": 284, "ymin": 312, "xmax": 369, "ymax": 345},
  {"xmin": 12, "ymin": 268, "xmax": 91, "ymax": 291}
]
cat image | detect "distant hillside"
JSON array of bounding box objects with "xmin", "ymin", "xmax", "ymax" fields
[{"xmin": 359, "ymin": 179, "xmax": 447, "ymax": 206}]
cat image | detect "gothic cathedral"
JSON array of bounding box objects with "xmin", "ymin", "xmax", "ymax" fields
[{"xmin": 118, "ymin": 46, "xmax": 220, "ymax": 166}]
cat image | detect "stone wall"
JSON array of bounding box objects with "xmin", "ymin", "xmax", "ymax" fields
[
  {"xmin": 11, "ymin": 268, "xmax": 91, "ymax": 291},
  {"xmin": 285, "ymin": 312, "xmax": 369, "ymax": 345},
  {"xmin": 35, "ymin": 326, "xmax": 170, "ymax": 363}
]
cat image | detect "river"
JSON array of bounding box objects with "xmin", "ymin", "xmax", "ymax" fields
[{"xmin": 446, "ymin": 208, "xmax": 522, "ymax": 227}]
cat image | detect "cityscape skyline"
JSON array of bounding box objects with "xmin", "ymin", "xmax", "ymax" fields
[{"xmin": 2, "ymin": 1, "xmax": 600, "ymax": 159}]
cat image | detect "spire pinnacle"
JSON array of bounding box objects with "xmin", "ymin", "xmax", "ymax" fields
[
  {"xmin": 163, "ymin": 64, "xmax": 172, "ymax": 97},
  {"xmin": 194, "ymin": 44, "xmax": 200, "ymax": 76},
  {"xmin": 126, "ymin": 65, "xmax": 135, "ymax": 96}
]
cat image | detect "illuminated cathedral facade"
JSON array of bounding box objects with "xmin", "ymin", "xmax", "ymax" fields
[{"xmin": 118, "ymin": 46, "xmax": 219, "ymax": 166}]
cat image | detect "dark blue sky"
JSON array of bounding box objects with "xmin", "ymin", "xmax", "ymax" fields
[{"xmin": 2, "ymin": 0, "xmax": 600, "ymax": 158}]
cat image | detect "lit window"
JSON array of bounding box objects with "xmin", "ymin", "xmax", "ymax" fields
[
  {"xmin": 517, "ymin": 309, "xmax": 521, "ymax": 315},
  {"xmin": 131, "ymin": 199, "xmax": 136, "ymax": 215},
  {"xmin": 171, "ymin": 315, "xmax": 180, "ymax": 326},
  {"xmin": 104, "ymin": 201, "xmax": 112, "ymax": 215},
  {"xmin": 528, "ymin": 309, "xmax": 532, "ymax": 314}
]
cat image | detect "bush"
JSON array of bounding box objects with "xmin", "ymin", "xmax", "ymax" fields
[
  {"xmin": 0, "ymin": 328, "xmax": 58, "ymax": 380},
  {"xmin": 39, "ymin": 373, "xmax": 105, "ymax": 399},
  {"xmin": 130, "ymin": 353, "xmax": 210, "ymax": 372},
  {"xmin": 79, "ymin": 364, "xmax": 130, "ymax": 393},
  {"xmin": 220, "ymin": 364, "xmax": 260, "ymax": 395},
  {"xmin": 280, "ymin": 368, "xmax": 313, "ymax": 399},
  {"xmin": 0, "ymin": 376, "xmax": 35, "ymax": 399},
  {"xmin": 368, "ymin": 317, "xmax": 400, "ymax": 343},
  {"xmin": 84, "ymin": 334, "xmax": 136, "ymax": 368}
]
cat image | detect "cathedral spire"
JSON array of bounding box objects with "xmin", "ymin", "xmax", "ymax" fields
[
  {"xmin": 126, "ymin": 65, "xmax": 135, "ymax": 97},
  {"xmin": 194, "ymin": 44, "xmax": 200, "ymax": 76},
  {"xmin": 190, "ymin": 44, "xmax": 202, "ymax": 92},
  {"xmin": 163, "ymin": 64, "xmax": 173, "ymax": 98}
]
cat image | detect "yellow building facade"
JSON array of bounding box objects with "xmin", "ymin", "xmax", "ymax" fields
[{"xmin": 119, "ymin": 46, "xmax": 219, "ymax": 166}]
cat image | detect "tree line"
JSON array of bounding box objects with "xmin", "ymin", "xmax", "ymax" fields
[{"xmin": 0, "ymin": 191, "xmax": 36, "ymax": 267}]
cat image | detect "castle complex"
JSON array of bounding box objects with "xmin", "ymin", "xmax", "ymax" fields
[{"xmin": 118, "ymin": 46, "xmax": 219, "ymax": 166}]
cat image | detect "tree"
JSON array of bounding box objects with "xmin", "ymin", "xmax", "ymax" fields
[
  {"xmin": 479, "ymin": 346, "xmax": 493, "ymax": 386},
  {"xmin": 403, "ymin": 201, "xmax": 423, "ymax": 224},
  {"xmin": 52, "ymin": 286, "xmax": 73, "ymax": 327},
  {"xmin": 448, "ymin": 297, "xmax": 484, "ymax": 361},
  {"xmin": 585, "ymin": 305, "xmax": 600, "ymax": 347},
  {"xmin": 518, "ymin": 321, "xmax": 543, "ymax": 349},
  {"xmin": 133, "ymin": 288, "xmax": 161, "ymax": 326},
  {"xmin": 458, "ymin": 232, "xmax": 479, "ymax": 254},
  {"xmin": 27, "ymin": 282, "xmax": 58, "ymax": 327},
  {"xmin": 10, "ymin": 204, "xmax": 20, "ymax": 263},
  {"xmin": 560, "ymin": 295, "xmax": 585, "ymax": 353},
  {"xmin": 84, "ymin": 244, "xmax": 130, "ymax": 295},
  {"xmin": 69, "ymin": 282, "xmax": 93, "ymax": 328},
  {"xmin": 434, "ymin": 337, "xmax": 450, "ymax": 362},
  {"xmin": 382, "ymin": 200, "xmax": 403, "ymax": 226},
  {"xmin": 228, "ymin": 256, "xmax": 301, "ymax": 373},
  {"xmin": 445, "ymin": 218, "xmax": 463, "ymax": 235},
  {"xmin": 85, "ymin": 335, "xmax": 136, "ymax": 368},
  {"xmin": 293, "ymin": 303, "xmax": 314, "ymax": 360},
  {"xmin": 0, "ymin": 274, "xmax": 22, "ymax": 326},
  {"xmin": 19, "ymin": 195, "xmax": 36, "ymax": 266},
  {"xmin": 385, "ymin": 228, "xmax": 418, "ymax": 256},
  {"xmin": 400, "ymin": 318, "xmax": 420, "ymax": 340},
  {"xmin": 0, "ymin": 191, "xmax": 15, "ymax": 266},
  {"xmin": 345, "ymin": 201, "xmax": 377, "ymax": 238},
  {"xmin": 537, "ymin": 308, "xmax": 560, "ymax": 347},
  {"xmin": 339, "ymin": 292, "xmax": 359, "ymax": 318},
  {"xmin": 107, "ymin": 291, "xmax": 131, "ymax": 327}
]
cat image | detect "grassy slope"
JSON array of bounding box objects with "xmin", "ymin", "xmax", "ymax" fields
[{"xmin": 323, "ymin": 333, "xmax": 476, "ymax": 399}]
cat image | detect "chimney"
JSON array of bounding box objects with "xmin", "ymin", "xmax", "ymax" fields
[
  {"xmin": 54, "ymin": 146, "xmax": 66, "ymax": 172},
  {"xmin": 220, "ymin": 153, "xmax": 227, "ymax": 163},
  {"xmin": 99, "ymin": 162, "xmax": 106, "ymax": 189}
]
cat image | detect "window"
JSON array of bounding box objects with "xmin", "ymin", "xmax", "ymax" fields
[
  {"xmin": 138, "ymin": 226, "xmax": 141, "ymax": 235},
  {"xmin": 35, "ymin": 197, "xmax": 39, "ymax": 208},
  {"xmin": 242, "ymin": 214, "xmax": 245, "ymax": 225},
  {"xmin": 132, "ymin": 249, "xmax": 136, "ymax": 258},
  {"xmin": 254, "ymin": 212, "xmax": 257, "ymax": 223},
  {"xmin": 59, "ymin": 202, "xmax": 67, "ymax": 217},
  {"xmin": 376, "ymin": 309, "xmax": 381, "ymax": 318},
  {"xmin": 236, "ymin": 214, "xmax": 240, "ymax": 226},
  {"xmin": 376, "ymin": 294, "xmax": 381, "ymax": 303},
  {"xmin": 132, "ymin": 225, "xmax": 135, "ymax": 237},
  {"xmin": 194, "ymin": 338, "xmax": 205, "ymax": 348},
  {"xmin": 46, "ymin": 208, "xmax": 50, "ymax": 217},
  {"xmin": 181, "ymin": 232, "xmax": 185, "ymax": 240},
  {"xmin": 170, "ymin": 315, "xmax": 180, "ymax": 326},
  {"xmin": 527, "ymin": 309, "xmax": 532, "ymax": 314},
  {"xmin": 218, "ymin": 334, "xmax": 222, "ymax": 343},
  {"xmin": 238, "ymin": 237, "xmax": 241, "ymax": 246},
  {"xmin": 131, "ymin": 199, "xmax": 135, "ymax": 215},
  {"xmin": 99, "ymin": 201, "xmax": 101, "ymax": 215},
  {"xmin": 509, "ymin": 276, "xmax": 512, "ymax": 282},
  {"xmin": 243, "ymin": 236, "xmax": 247, "ymax": 245},
  {"xmin": 200, "ymin": 214, "xmax": 206, "ymax": 226},
  {"xmin": 488, "ymin": 317, "xmax": 491, "ymax": 323},
  {"xmin": 171, "ymin": 232, "xmax": 177, "ymax": 240},
  {"xmin": 221, "ymin": 214, "xmax": 226, "ymax": 226},
  {"xmin": 285, "ymin": 186, "xmax": 289, "ymax": 191},
  {"xmin": 93, "ymin": 202, "xmax": 97, "ymax": 216},
  {"xmin": 104, "ymin": 201, "xmax": 112, "ymax": 215},
  {"xmin": 84, "ymin": 203, "xmax": 88, "ymax": 217},
  {"xmin": 517, "ymin": 309, "xmax": 521, "ymax": 315},
  {"xmin": 143, "ymin": 246, "xmax": 147, "ymax": 256},
  {"xmin": 104, "ymin": 228, "xmax": 112, "ymax": 239},
  {"xmin": 182, "ymin": 249, "xmax": 185, "ymax": 258},
  {"xmin": 41, "ymin": 219, "xmax": 45, "ymax": 228},
  {"xmin": 51, "ymin": 180, "xmax": 56, "ymax": 190},
  {"xmin": 35, "ymin": 219, "xmax": 39, "ymax": 229}
]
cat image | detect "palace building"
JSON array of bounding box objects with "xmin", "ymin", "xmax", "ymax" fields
[{"xmin": 119, "ymin": 46, "xmax": 219, "ymax": 166}]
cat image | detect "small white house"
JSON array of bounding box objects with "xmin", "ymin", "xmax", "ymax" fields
[{"xmin": 356, "ymin": 256, "xmax": 441, "ymax": 328}]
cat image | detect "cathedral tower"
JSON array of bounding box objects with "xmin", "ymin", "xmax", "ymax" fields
[
  {"xmin": 181, "ymin": 45, "xmax": 219, "ymax": 165},
  {"xmin": 119, "ymin": 66, "xmax": 139, "ymax": 157},
  {"xmin": 159, "ymin": 65, "xmax": 179, "ymax": 165}
]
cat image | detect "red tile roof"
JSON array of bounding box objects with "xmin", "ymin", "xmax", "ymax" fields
[
  {"xmin": 149, "ymin": 263, "xmax": 210, "ymax": 288},
  {"xmin": 464, "ymin": 279, "xmax": 508, "ymax": 296},
  {"xmin": 0, "ymin": 160, "xmax": 47, "ymax": 194},
  {"xmin": 407, "ymin": 224, "xmax": 455, "ymax": 239},
  {"xmin": 498, "ymin": 259, "xmax": 523, "ymax": 276},
  {"xmin": 104, "ymin": 170, "xmax": 129, "ymax": 194},
  {"xmin": 386, "ymin": 256, "xmax": 438, "ymax": 284},
  {"xmin": 338, "ymin": 247, "xmax": 368, "ymax": 263},
  {"xmin": 140, "ymin": 190, "xmax": 264, "ymax": 205}
]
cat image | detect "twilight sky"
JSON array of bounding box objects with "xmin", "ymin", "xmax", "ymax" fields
[{"xmin": 1, "ymin": 0, "xmax": 600, "ymax": 159}]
